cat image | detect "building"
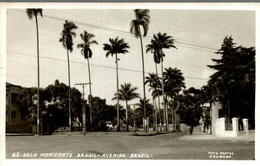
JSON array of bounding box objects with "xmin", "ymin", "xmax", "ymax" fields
[{"xmin": 6, "ymin": 82, "xmax": 32, "ymax": 133}]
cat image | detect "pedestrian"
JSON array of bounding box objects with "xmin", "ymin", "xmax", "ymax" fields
[
  {"xmin": 238, "ymin": 115, "xmax": 243, "ymax": 131},
  {"xmin": 189, "ymin": 125, "xmax": 193, "ymax": 135}
]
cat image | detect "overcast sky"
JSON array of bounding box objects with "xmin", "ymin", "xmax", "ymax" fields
[{"xmin": 5, "ymin": 4, "xmax": 256, "ymax": 106}]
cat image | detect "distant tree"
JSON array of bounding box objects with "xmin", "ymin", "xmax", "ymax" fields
[
  {"xmin": 44, "ymin": 80, "xmax": 82, "ymax": 129},
  {"xmin": 136, "ymin": 98, "xmax": 153, "ymax": 127},
  {"xmin": 176, "ymin": 87, "xmax": 203, "ymax": 135},
  {"xmin": 200, "ymin": 83, "xmax": 216, "ymax": 134},
  {"xmin": 112, "ymin": 82, "xmax": 140, "ymax": 131},
  {"xmin": 20, "ymin": 87, "xmax": 46, "ymax": 125}
]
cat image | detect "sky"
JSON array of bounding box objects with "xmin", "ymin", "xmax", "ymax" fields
[{"xmin": 4, "ymin": 4, "xmax": 256, "ymax": 107}]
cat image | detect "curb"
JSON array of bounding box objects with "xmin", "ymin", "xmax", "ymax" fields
[
  {"xmin": 132, "ymin": 132, "xmax": 159, "ymax": 136},
  {"xmin": 183, "ymin": 139, "xmax": 255, "ymax": 143},
  {"xmin": 6, "ymin": 133, "xmax": 35, "ymax": 136},
  {"xmin": 179, "ymin": 137, "xmax": 255, "ymax": 143},
  {"xmin": 131, "ymin": 130, "xmax": 177, "ymax": 136}
]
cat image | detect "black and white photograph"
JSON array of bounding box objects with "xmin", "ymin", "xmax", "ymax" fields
[{"xmin": 0, "ymin": 2, "xmax": 258, "ymax": 165}]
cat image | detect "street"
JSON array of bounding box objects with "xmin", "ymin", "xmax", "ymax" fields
[{"xmin": 5, "ymin": 131, "xmax": 255, "ymax": 160}]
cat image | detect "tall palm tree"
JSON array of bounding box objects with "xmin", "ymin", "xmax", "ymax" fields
[
  {"xmin": 130, "ymin": 9, "xmax": 150, "ymax": 132},
  {"xmin": 26, "ymin": 9, "xmax": 42, "ymax": 135},
  {"xmin": 146, "ymin": 40, "xmax": 162, "ymax": 132},
  {"xmin": 103, "ymin": 37, "xmax": 130, "ymax": 131},
  {"xmin": 59, "ymin": 20, "xmax": 78, "ymax": 133},
  {"xmin": 77, "ymin": 31, "xmax": 98, "ymax": 132},
  {"xmin": 151, "ymin": 32, "xmax": 177, "ymax": 132},
  {"xmin": 112, "ymin": 83, "xmax": 140, "ymax": 131},
  {"xmin": 163, "ymin": 67, "xmax": 185, "ymax": 131}
]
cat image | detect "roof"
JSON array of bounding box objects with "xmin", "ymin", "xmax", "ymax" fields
[{"xmin": 6, "ymin": 82, "xmax": 22, "ymax": 89}]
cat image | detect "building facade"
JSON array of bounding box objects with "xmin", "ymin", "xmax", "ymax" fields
[{"xmin": 6, "ymin": 82, "xmax": 32, "ymax": 133}]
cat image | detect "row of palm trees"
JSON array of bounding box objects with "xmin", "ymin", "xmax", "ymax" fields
[
  {"xmin": 26, "ymin": 8, "xmax": 181, "ymax": 134},
  {"xmin": 145, "ymin": 67, "xmax": 185, "ymax": 132},
  {"xmin": 113, "ymin": 64, "xmax": 185, "ymax": 133}
]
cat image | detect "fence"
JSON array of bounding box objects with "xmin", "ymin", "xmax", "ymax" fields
[{"xmin": 215, "ymin": 117, "xmax": 249, "ymax": 137}]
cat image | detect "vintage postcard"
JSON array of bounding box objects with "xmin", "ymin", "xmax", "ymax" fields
[{"xmin": 0, "ymin": 2, "xmax": 259, "ymax": 166}]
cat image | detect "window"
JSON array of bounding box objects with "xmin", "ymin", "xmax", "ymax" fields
[
  {"xmin": 11, "ymin": 111, "xmax": 16, "ymax": 120},
  {"xmin": 6, "ymin": 94, "xmax": 9, "ymax": 105}
]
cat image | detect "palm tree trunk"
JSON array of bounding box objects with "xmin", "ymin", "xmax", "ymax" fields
[
  {"xmin": 172, "ymin": 106, "xmax": 174, "ymax": 131},
  {"xmin": 67, "ymin": 49, "xmax": 71, "ymax": 133},
  {"xmin": 133, "ymin": 104, "xmax": 136, "ymax": 131},
  {"xmin": 35, "ymin": 14, "xmax": 40, "ymax": 135},
  {"xmin": 155, "ymin": 63, "xmax": 162, "ymax": 132},
  {"xmin": 174, "ymin": 108, "xmax": 177, "ymax": 131},
  {"xmin": 152, "ymin": 98, "xmax": 155, "ymax": 130},
  {"xmin": 161, "ymin": 61, "xmax": 166, "ymax": 132},
  {"xmin": 82, "ymin": 85, "xmax": 86, "ymax": 135},
  {"xmin": 87, "ymin": 58, "xmax": 93, "ymax": 132},
  {"xmin": 116, "ymin": 53, "xmax": 120, "ymax": 131},
  {"xmin": 139, "ymin": 34, "xmax": 147, "ymax": 133},
  {"xmin": 154, "ymin": 97, "xmax": 158, "ymax": 130},
  {"xmin": 165, "ymin": 95, "xmax": 168, "ymax": 131},
  {"xmin": 227, "ymin": 99, "xmax": 230, "ymax": 130},
  {"xmin": 210, "ymin": 101, "xmax": 212, "ymax": 134},
  {"xmin": 126, "ymin": 100, "xmax": 128, "ymax": 131}
]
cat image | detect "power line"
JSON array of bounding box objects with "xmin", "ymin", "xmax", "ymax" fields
[
  {"xmin": 174, "ymin": 10, "xmax": 254, "ymax": 33},
  {"xmin": 8, "ymin": 23, "xmax": 218, "ymax": 55},
  {"xmin": 53, "ymin": 9, "xmax": 222, "ymax": 50},
  {"xmin": 8, "ymin": 9, "xmax": 231, "ymax": 52},
  {"xmin": 111, "ymin": 9, "xmax": 254, "ymax": 42},
  {"xmin": 44, "ymin": 14, "xmax": 220, "ymax": 52},
  {"xmin": 7, "ymin": 25, "xmax": 215, "ymax": 68},
  {"xmin": 7, "ymin": 50, "xmax": 209, "ymax": 81},
  {"xmin": 160, "ymin": 10, "xmax": 254, "ymax": 36}
]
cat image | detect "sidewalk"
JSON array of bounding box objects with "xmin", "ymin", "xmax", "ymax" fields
[
  {"xmin": 179, "ymin": 129, "xmax": 255, "ymax": 143},
  {"xmin": 6, "ymin": 133, "xmax": 35, "ymax": 136}
]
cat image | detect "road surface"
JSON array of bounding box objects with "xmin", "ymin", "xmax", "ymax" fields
[{"xmin": 5, "ymin": 131, "xmax": 255, "ymax": 160}]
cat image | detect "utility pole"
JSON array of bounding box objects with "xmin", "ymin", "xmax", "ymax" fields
[{"xmin": 75, "ymin": 83, "xmax": 91, "ymax": 135}]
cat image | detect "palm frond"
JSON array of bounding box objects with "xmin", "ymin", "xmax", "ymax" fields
[{"xmin": 26, "ymin": 8, "xmax": 43, "ymax": 19}]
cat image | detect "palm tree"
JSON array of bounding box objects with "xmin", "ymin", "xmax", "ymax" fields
[
  {"xmin": 163, "ymin": 67, "xmax": 185, "ymax": 131},
  {"xmin": 77, "ymin": 31, "xmax": 98, "ymax": 132},
  {"xmin": 59, "ymin": 20, "xmax": 78, "ymax": 133},
  {"xmin": 112, "ymin": 83, "xmax": 140, "ymax": 131},
  {"xmin": 130, "ymin": 9, "xmax": 150, "ymax": 132},
  {"xmin": 146, "ymin": 40, "xmax": 162, "ymax": 132},
  {"xmin": 145, "ymin": 73, "xmax": 162, "ymax": 131},
  {"xmin": 26, "ymin": 9, "xmax": 42, "ymax": 135},
  {"xmin": 103, "ymin": 37, "xmax": 130, "ymax": 131},
  {"xmin": 151, "ymin": 32, "xmax": 177, "ymax": 132}
]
